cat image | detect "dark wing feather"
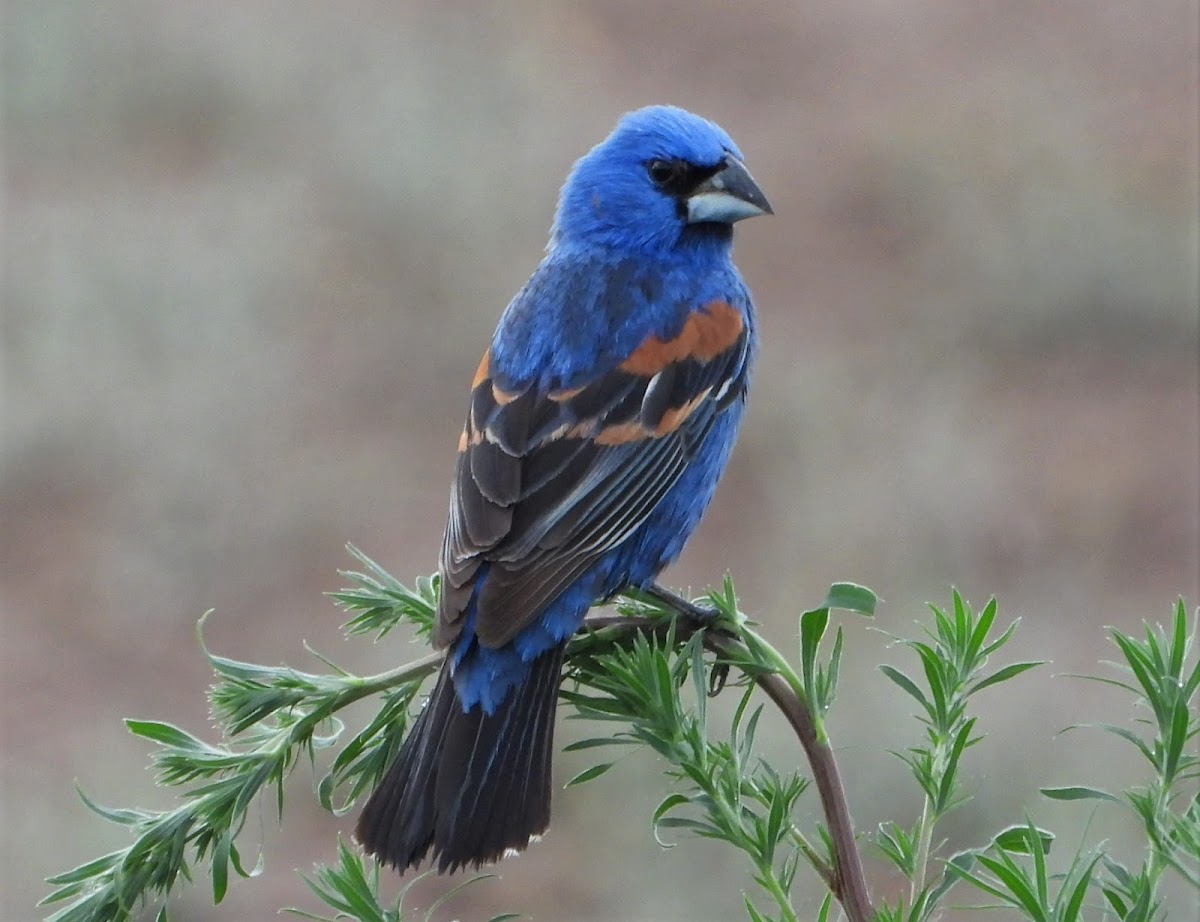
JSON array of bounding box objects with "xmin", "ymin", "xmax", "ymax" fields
[{"xmin": 435, "ymin": 301, "xmax": 750, "ymax": 651}]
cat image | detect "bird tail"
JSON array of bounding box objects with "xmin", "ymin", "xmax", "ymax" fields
[{"xmin": 355, "ymin": 644, "xmax": 567, "ymax": 873}]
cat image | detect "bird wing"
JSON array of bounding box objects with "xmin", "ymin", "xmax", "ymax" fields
[{"xmin": 435, "ymin": 299, "xmax": 750, "ymax": 650}]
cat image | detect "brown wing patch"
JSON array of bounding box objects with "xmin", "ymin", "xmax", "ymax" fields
[
  {"xmin": 439, "ymin": 303, "xmax": 748, "ymax": 653},
  {"xmin": 492, "ymin": 383, "xmax": 522, "ymax": 406},
  {"xmin": 652, "ymin": 388, "xmax": 713, "ymax": 436},
  {"xmin": 594, "ymin": 421, "xmax": 647, "ymax": 446},
  {"xmin": 618, "ymin": 301, "xmax": 744, "ymax": 376},
  {"xmin": 549, "ymin": 385, "xmax": 585, "ymax": 402}
]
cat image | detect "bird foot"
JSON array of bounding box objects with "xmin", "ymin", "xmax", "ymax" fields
[{"xmin": 643, "ymin": 583, "xmax": 720, "ymax": 626}]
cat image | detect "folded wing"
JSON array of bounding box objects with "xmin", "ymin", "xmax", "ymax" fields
[{"xmin": 436, "ymin": 300, "xmax": 750, "ymax": 650}]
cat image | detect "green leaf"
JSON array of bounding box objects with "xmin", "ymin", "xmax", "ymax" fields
[
  {"xmin": 966, "ymin": 597, "xmax": 999, "ymax": 659},
  {"xmin": 1163, "ymin": 697, "xmax": 1190, "ymax": 782},
  {"xmin": 205, "ymin": 652, "xmax": 295, "ymax": 685},
  {"xmin": 1178, "ymin": 601, "xmax": 1200, "ymax": 699},
  {"xmin": 655, "ymin": 816, "xmax": 722, "ymax": 835},
  {"xmin": 212, "ymin": 831, "xmax": 230, "ymax": 903},
  {"xmin": 1029, "ymin": 820, "xmax": 1048, "ymax": 909},
  {"xmin": 800, "ymin": 606, "xmax": 829, "ymax": 710},
  {"xmin": 1061, "ymin": 852, "xmax": 1102, "ymax": 922},
  {"xmin": 978, "ymin": 617, "xmax": 1021, "ymax": 659},
  {"xmin": 974, "ymin": 853, "xmax": 1044, "ymax": 918},
  {"xmin": 1079, "ymin": 722, "xmax": 1156, "ymax": 765},
  {"xmin": 823, "ymin": 582, "xmax": 877, "ymax": 616},
  {"xmin": 1168, "ymin": 598, "xmax": 1187, "ymax": 678},
  {"xmin": 800, "ymin": 607, "xmax": 829, "ymax": 662},
  {"xmin": 316, "ymin": 770, "xmax": 337, "ymax": 812},
  {"xmin": 879, "ymin": 665, "xmax": 931, "ymax": 712},
  {"xmin": 924, "ymin": 857, "xmax": 966, "ymax": 915},
  {"xmin": 125, "ymin": 719, "xmax": 212, "ymax": 751},
  {"xmin": 565, "ymin": 762, "xmax": 615, "ymax": 787},
  {"xmin": 823, "ymin": 626, "xmax": 844, "ymax": 710},
  {"xmin": 876, "ymin": 822, "xmax": 915, "ymax": 877},
  {"xmin": 228, "ymin": 840, "xmax": 264, "ymax": 879},
  {"xmin": 1040, "ymin": 785, "xmax": 1122, "ymax": 804},
  {"xmin": 934, "ymin": 718, "xmax": 975, "ymax": 812},
  {"xmin": 965, "ymin": 661, "xmax": 1044, "ymax": 697},
  {"xmin": 653, "ymin": 792, "xmax": 691, "ymax": 824},
  {"xmin": 74, "ymin": 784, "xmax": 149, "ymax": 826},
  {"xmin": 742, "ymin": 894, "xmax": 769, "ymax": 922},
  {"xmin": 42, "ymin": 850, "xmax": 122, "ymax": 887},
  {"xmin": 946, "ymin": 849, "xmax": 978, "ymax": 878},
  {"xmin": 561, "ymin": 736, "xmax": 636, "ymax": 752},
  {"xmin": 652, "ymin": 793, "xmax": 693, "ymax": 848},
  {"xmin": 1111, "ymin": 631, "xmax": 1159, "ymax": 703},
  {"xmin": 912, "ymin": 643, "xmax": 948, "ymax": 728},
  {"xmin": 992, "ymin": 824, "xmax": 1054, "ymax": 856}
]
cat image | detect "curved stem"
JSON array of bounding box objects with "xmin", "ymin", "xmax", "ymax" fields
[
  {"xmin": 704, "ymin": 631, "xmax": 873, "ymax": 922},
  {"xmin": 381, "ymin": 595, "xmax": 874, "ymax": 920},
  {"xmin": 629, "ymin": 585, "xmax": 874, "ymax": 922}
]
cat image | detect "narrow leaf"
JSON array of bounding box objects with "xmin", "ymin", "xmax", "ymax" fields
[
  {"xmin": 879, "ymin": 665, "xmax": 931, "ymax": 711},
  {"xmin": 1061, "ymin": 853, "xmax": 1102, "ymax": 922},
  {"xmin": 42, "ymin": 850, "xmax": 123, "ymax": 886},
  {"xmin": 1040, "ymin": 785, "xmax": 1121, "ymax": 804},
  {"xmin": 966, "ymin": 661, "xmax": 1044, "ymax": 697},
  {"xmin": 800, "ymin": 608, "xmax": 829, "ymax": 677},
  {"xmin": 74, "ymin": 784, "xmax": 148, "ymax": 826},
  {"xmin": 125, "ymin": 719, "xmax": 211, "ymax": 751},
  {"xmin": 212, "ymin": 832, "xmax": 230, "ymax": 903},
  {"xmin": 565, "ymin": 762, "xmax": 615, "ymax": 787},
  {"xmin": 561, "ymin": 737, "xmax": 636, "ymax": 752}
]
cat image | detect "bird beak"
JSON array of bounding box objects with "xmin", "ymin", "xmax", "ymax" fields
[{"xmin": 685, "ymin": 154, "xmax": 773, "ymax": 225}]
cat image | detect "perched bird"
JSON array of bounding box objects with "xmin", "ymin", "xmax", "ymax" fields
[{"xmin": 356, "ymin": 104, "xmax": 771, "ymax": 873}]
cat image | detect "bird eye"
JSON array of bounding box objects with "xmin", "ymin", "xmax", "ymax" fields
[{"xmin": 647, "ymin": 159, "xmax": 682, "ymax": 187}]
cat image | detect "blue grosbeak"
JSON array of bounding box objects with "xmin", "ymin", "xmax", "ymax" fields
[{"xmin": 356, "ymin": 105, "xmax": 771, "ymax": 872}]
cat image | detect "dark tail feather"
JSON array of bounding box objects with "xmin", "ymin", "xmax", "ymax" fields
[{"xmin": 355, "ymin": 644, "xmax": 567, "ymax": 873}]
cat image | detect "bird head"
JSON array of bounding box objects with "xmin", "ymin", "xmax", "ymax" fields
[{"xmin": 551, "ymin": 105, "xmax": 772, "ymax": 254}]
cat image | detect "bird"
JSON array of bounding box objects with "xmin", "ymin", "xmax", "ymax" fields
[{"xmin": 355, "ymin": 104, "xmax": 771, "ymax": 873}]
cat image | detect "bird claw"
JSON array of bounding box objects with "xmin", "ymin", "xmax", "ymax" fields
[{"xmin": 644, "ymin": 583, "xmax": 720, "ymax": 627}]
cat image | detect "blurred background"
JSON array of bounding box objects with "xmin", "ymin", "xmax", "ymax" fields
[{"xmin": 3, "ymin": 2, "xmax": 1197, "ymax": 919}]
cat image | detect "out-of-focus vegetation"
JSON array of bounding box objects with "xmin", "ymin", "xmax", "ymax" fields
[{"xmin": 4, "ymin": 2, "xmax": 1197, "ymax": 920}]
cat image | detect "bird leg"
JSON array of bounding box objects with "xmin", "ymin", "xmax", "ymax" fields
[
  {"xmin": 643, "ymin": 582, "xmax": 720, "ymax": 626},
  {"xmin": 642, "ymin": 584, "xmax": 730, "ymax": 694}
]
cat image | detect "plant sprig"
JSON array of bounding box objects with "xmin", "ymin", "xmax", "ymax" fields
[
  {"xmin": 40, "ymin": 550, "xmax": 881, "ymax": 922},
  {"xmin": 1041, "ymin": 598, "xmax": 1200, "ymax": 917},
  {"xmin": 872, "ymin": 591, "xmax": 1045, "ymax": 921},
  {"xmin": 41, "ymin": 550, "xmax": 443, "ymax": 922},
  {"xmin": 284, "ymin": 838, "xmax": 517, "ymax": 922},
  {"xmin": 548, "ymin": 575, "xmax": 881, "ymax": 921},
  {"xmin": 39, "ymin": 548, "xmax": 1198, "ymax": 922}
]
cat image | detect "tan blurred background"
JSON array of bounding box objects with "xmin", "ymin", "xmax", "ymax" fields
[{"xmin": 4, "ymin": 2, "xmax": 1198, "ymax": 920}]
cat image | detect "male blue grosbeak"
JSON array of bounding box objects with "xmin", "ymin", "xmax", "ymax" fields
[{"xmin": 356, "ymin": 105, "xmax": 771, "ymax": 872}]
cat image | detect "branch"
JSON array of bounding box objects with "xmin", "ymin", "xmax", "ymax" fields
[
  {"xmin": 43, "ymin": 565, "xmax": 876, "ymax": 922},
  {"xmin": 637, "ymin": 584, "xmax": 873, "ymax": 922}
]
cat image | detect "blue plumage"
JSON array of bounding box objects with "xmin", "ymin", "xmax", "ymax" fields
[
  {"xmin": 553, "ymin": 106, "xmax": 743, "ymax": 252},
  {"xmin": 456, "ymin": 258, "xmax": 755, "ymax": 712},
  {"xmin": 356, "ymin": 105, "xmax": 770, "ymax": 872}
]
